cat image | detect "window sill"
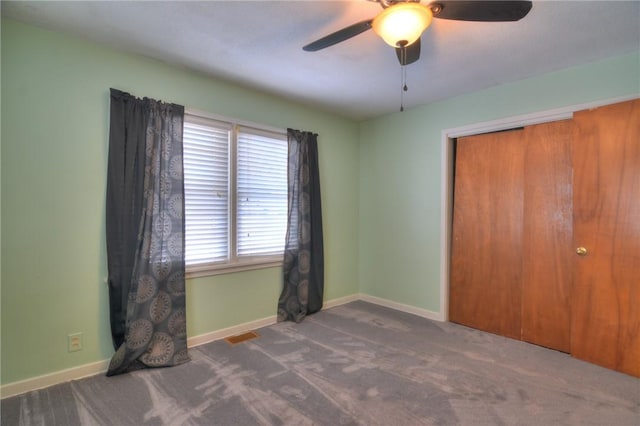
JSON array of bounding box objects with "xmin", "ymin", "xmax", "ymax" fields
[{"xmin": 186, "ymin": 257, "xmax": 283, "ymax": 279}]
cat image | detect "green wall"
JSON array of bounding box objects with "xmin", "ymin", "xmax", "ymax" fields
[
  {"xmin": 1, "ymin": 19, "xmax": 360, "ymax": 385},
  {"xmin": 358, "ymin": 51, "xmax": 640, "ymax": 312}
]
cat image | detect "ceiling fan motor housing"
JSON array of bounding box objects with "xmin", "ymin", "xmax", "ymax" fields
[{"xmin": 377, "ymin": 0, "xmax": 423, "ymax": 8}]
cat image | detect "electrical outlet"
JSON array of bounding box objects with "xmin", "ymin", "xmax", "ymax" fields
[{"xmin": 68, "ymin": 333, "xmax": 83, "ymax": 352}]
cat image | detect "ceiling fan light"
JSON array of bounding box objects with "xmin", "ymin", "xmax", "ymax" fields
[{"xmin": 372, "ymin": 3, "xmax": 433, "ymax": 48}]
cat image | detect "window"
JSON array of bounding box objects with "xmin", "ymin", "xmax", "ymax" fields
[{"xmin": 183, "ymin": 112, "xmax": 288, "ymax": 276}]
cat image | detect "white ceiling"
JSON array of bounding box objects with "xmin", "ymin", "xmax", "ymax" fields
[{"xmin": 3, "ymin": 1, "xmax": 639, "ymax": 120}]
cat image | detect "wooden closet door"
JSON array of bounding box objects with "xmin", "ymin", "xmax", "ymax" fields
[
  {"xmin": 449, "ymin": 129, "xmax": 525, "ymax": 340},
  {"xmin": 571, "ymin": 99, "xmax": 640, "ymax": 377},
  {"xmin": 521, "ymin": 121, "xmax": 573, "ymax": 352}
]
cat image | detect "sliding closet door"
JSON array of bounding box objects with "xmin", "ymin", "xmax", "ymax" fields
[
  {"xmin": 449, "ymin": 129, "xmax": 524, "ymax": 340},
  {"xmin": 571, "ymin": 99, "xmax": 640, "ymax": 377},
  {"xmin": 451, "ymin": 122, "xmax": 573, "ymax": 350},
  {"xmin": 521, "ymin": 121, "xmax": 573, "ymax": 352}
]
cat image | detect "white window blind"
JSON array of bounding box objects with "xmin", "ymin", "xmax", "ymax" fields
[
  {"xmin": 183, "ymin": 117, "xmax": 231, "ymax": 266},
  {"xmin": 182, "ymin": 113, "xmax": 288, "ymax": 273},
  {"xmin": 237, "ymin": 127, "xmax": 288, "ymax": 257}
]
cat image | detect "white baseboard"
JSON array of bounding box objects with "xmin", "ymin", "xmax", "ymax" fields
[
  {"xmin": 322, "ymin": 293, "xmax": 360, "ymax": 309},
  {"xmin": 359, "ymin": 294, "xmax": 444, "ymax": 322},
  {"xmin": 187, "ymin": 315, "xmax": 278, "ymax": 348},
  {"xmin": 187, "ymin": 293, "xmax": 360, "ymax": 348},
  {"xmin": 0, "ymin": 293, "xmax": 440, "ymax": 399},
  {"xmin": 0, "ymin": 293, "xmax": 361, "ymax": 399},
  {"xmin": 0, "ymin": 359, "xmax": 111, "ymax": 400}
]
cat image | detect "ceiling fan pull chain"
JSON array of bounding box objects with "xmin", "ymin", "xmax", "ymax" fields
[
  {"xmin": 400, "ymin": 65, "xmax": 404, "ymax": 112},
  {"xmin": 400, "ymin": 69, "xmax": 409, "ymax": 111},
  {"xmin": 403, "ymin": 66, "xmax": 408, "ymax": 92},
  {"xmin": 400, "ymin": 46, "xmax": 407, "ymax": 112}
]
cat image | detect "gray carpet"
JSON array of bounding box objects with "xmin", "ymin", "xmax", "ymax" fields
[{"xmin": 2, "ymin": 301, "xmax": 639, "ymax": 425}]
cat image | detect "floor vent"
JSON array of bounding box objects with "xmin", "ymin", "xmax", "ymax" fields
[{"xmin": 224, "ymin": 331, "xmax": 259, "ymax": 345}]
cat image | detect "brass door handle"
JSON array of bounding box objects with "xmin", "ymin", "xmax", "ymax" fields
[{"xmin": 576, "ymin": 247, "xmax": 588, "ymax": 256}]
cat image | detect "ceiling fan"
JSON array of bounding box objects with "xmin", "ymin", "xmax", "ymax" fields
[{"xmin": 303, "ymin": 0, "xmax": 533, "ymax": 66}]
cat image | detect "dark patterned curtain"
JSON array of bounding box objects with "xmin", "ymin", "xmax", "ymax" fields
[
  {"xmin": 277, "ymin": 129, "xmax": 324, "ymax": 323},
  {"xmin": 106, "ymin": 89, "xmax": 189, "ymax": 376}
]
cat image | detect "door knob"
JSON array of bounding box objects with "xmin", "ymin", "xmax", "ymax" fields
[{"xmin": 576, "ymin": 247, "xmax": 588, "ymax": 256}]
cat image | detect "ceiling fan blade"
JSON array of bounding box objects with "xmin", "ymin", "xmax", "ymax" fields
[
  {"xmin": 431, "ymin": 1, "xmax": 532, "ymax": 22},
  {"xmin": 303, "ymin": 19, "xmax": 373, "ymax": 51},
  {"xmin": 396, "ymin": 38, "xmax": 421, "ymax": 66}
]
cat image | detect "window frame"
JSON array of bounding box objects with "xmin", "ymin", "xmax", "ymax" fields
[{"xmin": 184, "ymin": 109, "xmax": 288, "ymax": 278}]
